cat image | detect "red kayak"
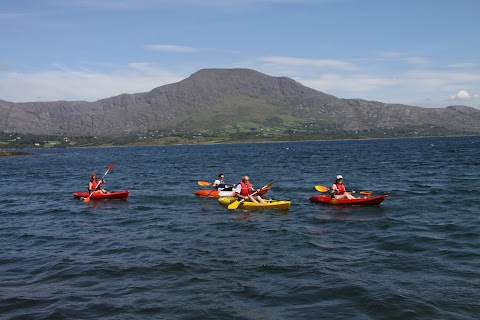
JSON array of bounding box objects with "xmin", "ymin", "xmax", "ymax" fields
[
  {"xmin": 309, "ymin": 195, "xmax": 387, "ymax": 205},
  {"xmin": 194, "ymin": 188, "xmax": 270, "ymax": 197},
  {"xmin": 73, "ymin": 191, "xmax": 130, "ymax": 200}
]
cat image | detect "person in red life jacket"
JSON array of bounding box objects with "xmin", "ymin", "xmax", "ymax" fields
[
  {"xmin": 88, "ymin": 173, "xmax": 107, "ymax": 194},
  {"xmin": 331, "ymin": 175, "xmax": 356, "ymax": 199},
  {"xmin": 234, "ymin": 175, "xmax": 265, "ymax": 203}
]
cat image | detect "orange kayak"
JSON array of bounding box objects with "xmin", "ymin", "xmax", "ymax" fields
[{"xmin": 194, "ymin": 188, "xmax": 270, "ymax": 197}]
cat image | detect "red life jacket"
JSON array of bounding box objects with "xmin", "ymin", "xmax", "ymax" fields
[
  {"xmin": 90, "ymin": 180, "xmax": 102, "ymax": 191},
  {"xmin": 335, "ymin": 183, "xmax": 346, "ymax": 195},
  {"xmin": 238, "ymin": 181, "xmax": 253, "ymax": 196}
]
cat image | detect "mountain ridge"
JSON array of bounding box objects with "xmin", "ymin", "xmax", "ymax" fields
[{"xmin": 1, "ymin": 68, "xmax": 479, "ymax": 139}]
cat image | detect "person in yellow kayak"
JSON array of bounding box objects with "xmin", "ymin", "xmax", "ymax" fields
[
  {"xmin": 234, "ymin": 175, "xmax": 265, "ymax": 203},
  {"xmin": 88, "ymin": 173, "xmax": 107, "ymax": 194},
  {"xmin": 331, "ymin": 175, "xmax": 356, "ymax": 199},
  {"xmin": 212, "ymin": 173, "xmax": 234, "ymax": 191}
]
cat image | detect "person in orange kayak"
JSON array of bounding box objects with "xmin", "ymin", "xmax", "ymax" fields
[
  {"xmin": 331, "ymin": 175, "xmax": 356, "ymax": 199},
  {"xmin": 212, "ymin": 173, "xmax": 233, "ymax": 191},
  {"xmin": 234, "ymin": 175, "xmax": 265, "ymax": 203},
  {"xmin": 88, "ymin": 173, "xmax": 106, "ymax": 194}
]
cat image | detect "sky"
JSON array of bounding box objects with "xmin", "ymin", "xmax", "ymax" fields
[{"xmin": 1, "ymin": 0, "xmax": 479, "ymax": 109}]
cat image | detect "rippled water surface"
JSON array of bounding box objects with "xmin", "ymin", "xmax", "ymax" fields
[{"xmin": 1, "ymin": 137, "xmax": 479, "ymax": 319}]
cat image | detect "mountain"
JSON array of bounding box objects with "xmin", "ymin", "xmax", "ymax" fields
[{"xmin": 1, "ymin": 68, "xmax": 479, "ymax": 139}]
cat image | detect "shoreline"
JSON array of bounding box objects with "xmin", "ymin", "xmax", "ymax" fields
[
  {"xmin": 0, "ymin": 151, "xmax": 35, "ymax": 157},
  {"xmin": 1, "ymin": 134, "xmax": 479, "ymax": 151}
]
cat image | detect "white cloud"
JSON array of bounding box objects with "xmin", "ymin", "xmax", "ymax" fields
[
  {"xmin": 300, "ymin": 73, "xmax": 395, "ymax": 94},
  {"xmin": 264, "ymin": 65, "xmax": 480, "ymax": 107},
  {"xmin": 379, "ymin": 52, "xmax": 431, "ymax": 65},
  {"xmin": 447, "ymin": 63, "xmax": 480, "ymax": 69},
  {"xmin": 302, "ymin": 69, "xmax": 480, "ymax": 97},
  {"xmin": 2, "ymin": 56, "xmax": 479, "ymax": 110},
  {"xmin": 0, "ymin": 63, "xmax": 183, "ymax": 102},
  {"xmin": 52, "ymin": 0, "xmax": 326, "ymax": 10},
  {"xmin": 406, "ymin": 70, "xmax": 480, "ymax": 83},
  {"xmin": 145, "ymin": 44, "xmax": 198, "ymax": 53},
  {"xmin": 0, "ymin": 11, "xmax": 28, "ymax": 19},
  {"xmin": 260, "ymin": 55, "xmax": 357, "ymax": 71},
  {"xmin": 449, "ymin": 89, "xmax": 471, "ymax": 101}
]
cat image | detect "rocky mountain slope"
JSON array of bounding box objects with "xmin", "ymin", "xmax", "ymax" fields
[{"xmin": 1, "ymin": 68, "xmax": 479, "ymax": 137}]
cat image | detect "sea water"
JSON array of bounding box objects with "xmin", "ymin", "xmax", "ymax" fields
[{"xmin": 1, "ymin": 136, "xmax": 479, "ymax": 319}]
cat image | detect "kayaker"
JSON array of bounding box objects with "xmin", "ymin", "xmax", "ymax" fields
[
  {"xmin": 234, "ymin": 175, "xmax": 265, "ymax": 203},
  {"xmin": 331, "ymin": 175, "xmax": 356, "ymax": 199},
  {"xmin": 212, "ymin": 173, "xmax": 233, "ymax": 191},
  {"xmin": 88, "ymin": 173, "xmax": 107, "ymax": 194}
]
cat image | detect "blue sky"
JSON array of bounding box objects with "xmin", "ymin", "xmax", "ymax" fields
[{"xmin": 1, "ymin": 0, "xmax": 479, "ymax": 108}]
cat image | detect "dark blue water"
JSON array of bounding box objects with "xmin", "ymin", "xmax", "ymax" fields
[{"xmin": 1, "ymin": 137, "xmax": 479, "ymax": 319}]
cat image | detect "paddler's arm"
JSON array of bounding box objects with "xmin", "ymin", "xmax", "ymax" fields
[{"xmin": 330, "ymin": 184, "xmax": 336, "ymax": 197}]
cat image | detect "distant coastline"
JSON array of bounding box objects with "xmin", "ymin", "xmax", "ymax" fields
[
  {"xmin": 0, "ymin": 151, "xmax": 34, "ymax": 157},
  {"xmin": 1, "ymin": 134, "xmax": 480, "ymax": 151}
]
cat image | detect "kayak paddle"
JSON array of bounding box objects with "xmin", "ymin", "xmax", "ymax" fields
[
  {"xmin": 314, "ymin": 185, "xmax": 329, "ymax": 192},
  {"xmin": 314, "ymin": 185, "xmax": 372, "ymax": 197},
  {"xmin": 228, "ymin": 180, "xmax": 276, "ymax": 210},
  {"xmin": 197, "ymin": 181, "xmax": 211, "ymax": 186},
  {"xmin": 83, "ymin": 162, "xmax": 115, "ymax": 202},
  {"xmin": 359, "ymin": 191, "xmax": 372, "ymax": 196}
]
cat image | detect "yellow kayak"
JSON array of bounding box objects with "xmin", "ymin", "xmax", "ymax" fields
[{"xmin": 218, "ymin": 197, "xmax": 291, "ymax": 210}]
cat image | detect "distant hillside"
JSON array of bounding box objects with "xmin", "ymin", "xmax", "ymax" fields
[{"xmin": 1, "ymin": 68, "xmax": 479, "ymax": 140}]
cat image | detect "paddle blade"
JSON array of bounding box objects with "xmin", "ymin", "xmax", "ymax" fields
[
  {"xmin": 227, "ymin": 200, "xmax": 241, "ymax": 210},
  {"xmin": 83, "ymin": 196, "xmax": 92, "ymax": 202},
  {"xmin": 198, "ymin": 181, "xmax": 211, "ymax": 186},
  {"xmin": 360, "ymin": 191, "xmax": 372, "ymax": 196},
  {"xmin": 106, "ymin": 162, "xmax": 115, "ymax": 173},
  {"xmin": 261, "ymin": 180, "xmax": 276, "ymax": 190},
  {"xmin": 315, "ymin": 185, "xmax": 329, "ymax": 192}
]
